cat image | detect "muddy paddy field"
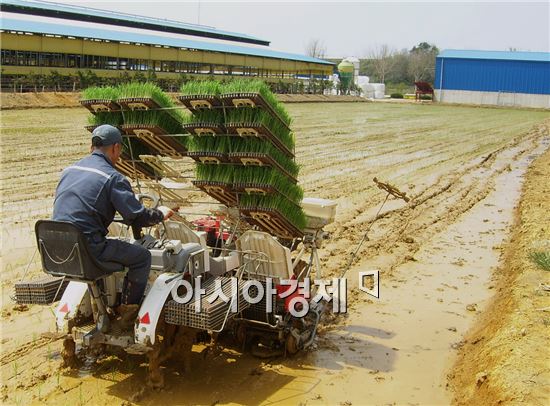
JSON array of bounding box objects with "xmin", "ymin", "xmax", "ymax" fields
[{"xmin": 1, "ymin": 101, "xmax": 549, "ymax": 405}]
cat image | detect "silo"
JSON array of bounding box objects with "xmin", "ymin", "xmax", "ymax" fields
[
  {"xmin": 343, "ymin": 56, "xmax": 360, "ymax": 85},
  {"xmin": 338, "ymin": 60, "xmax": 354, "ymax": 93}
]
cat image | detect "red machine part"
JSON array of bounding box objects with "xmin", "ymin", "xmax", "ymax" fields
[{"xmin": 193, "ymin": 216, "xmax": 229, "ymax": 241}]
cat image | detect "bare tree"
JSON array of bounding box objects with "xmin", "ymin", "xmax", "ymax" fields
[
  {"xmin": 408, "ymin": 51, "xmax": 434, "ymax": 82},
  {"xmin": 305, "ymin": 39, "xmax": 327, "ymax": 59},
  {"xmin": 408, "ymin": 42, "xmax": 438, "ymax": 83},
  {"xmin": 366, "ymin": 44, "xmax": 396, "ymax": 83}
]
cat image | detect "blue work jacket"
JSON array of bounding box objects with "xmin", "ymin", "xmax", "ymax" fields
[{"xmin": 53, "ymin": 150, "xmax": 163, "ymax": 240}]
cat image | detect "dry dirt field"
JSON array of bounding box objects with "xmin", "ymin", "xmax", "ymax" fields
[{"xmin": 1, "ymin": 101, "xmax": 549, "ymax": 405}]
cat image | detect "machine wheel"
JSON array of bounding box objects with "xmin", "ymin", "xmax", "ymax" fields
[
  {"xmin": 61, "ymin": 336, "xmax": 78, "ymax": 368},
  {"xmin": 285, "ymin": 333, "xmax": 299, "ymax": 355}
]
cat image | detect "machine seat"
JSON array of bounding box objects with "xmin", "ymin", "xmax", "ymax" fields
[{"xmin": 35, "ymin": 220, "xmax": 124, "ymax": 281}]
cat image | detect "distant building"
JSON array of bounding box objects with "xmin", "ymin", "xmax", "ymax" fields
[
  {"xmin": 434, "ymin": 50, "xmax": 550, "ymax": 108},
  {"xmin": 0, "ymin": 0, "xmax": 333, "ymax": 90}
]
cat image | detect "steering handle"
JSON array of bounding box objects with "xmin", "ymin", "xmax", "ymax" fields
[{"xmin": 136, "ymin": 193, "xmax": 159, "ymax": 208}]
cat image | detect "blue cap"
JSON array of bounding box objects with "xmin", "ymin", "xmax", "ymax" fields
[{"xmin": 92, "ymin": 125, "xmax": 123, "ymax": 146}]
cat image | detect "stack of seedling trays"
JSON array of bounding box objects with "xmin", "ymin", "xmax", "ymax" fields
[
  {"xmin": 179, "ymin": 79, "xmax": 306, "ymax": 239},
  {"xmin": 117, "ymin": 83, "xmax": 188, "ymax": 159},
  {"xmin": 178, "ymin": 81, "xmax": 234, "ymax": 207},
  {"xmin": 81, "ymin": 83, "xmax": 189, "ymax": 180},
  {"xmin": 164, "ymin": 276, "xmax": 252, "ymax": 330},
  {"xmin": 14, "ymin": 276, "xmax": 68, "ymax": 305},
  {"xmin": 80, "ymin": 86, "xmax": 120, "ymax": 114}
]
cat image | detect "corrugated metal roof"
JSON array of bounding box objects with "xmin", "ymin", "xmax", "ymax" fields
[
  {"xmin": 438, "ymin": 49, "xmax": 550, "ymax": 63},
  {"xmin": 0, "ymin": 17, "xmax": 333, "ymax": 65},
  {"xmin": 0, "ymin": 0, "xmax": 269, "ymax": 45}
]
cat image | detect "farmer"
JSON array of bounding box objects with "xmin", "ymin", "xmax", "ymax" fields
[{"xmin": 52, "ymin": 124, "xmax": 174, "ymax": 318}]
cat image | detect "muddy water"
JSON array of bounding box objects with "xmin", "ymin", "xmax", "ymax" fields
[{"xmin": 253, "ymin": 140, "xmax": 548, "ymax": 405}]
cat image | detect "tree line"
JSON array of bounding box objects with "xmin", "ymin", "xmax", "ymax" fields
[{"xmin": 317, "ymin": 41, "xmax": 439, "ymax": 93}]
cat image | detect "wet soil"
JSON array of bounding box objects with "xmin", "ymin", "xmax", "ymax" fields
[{"xmin": 1, "ymin": 103, "xmax": 549, "ymax": 405}]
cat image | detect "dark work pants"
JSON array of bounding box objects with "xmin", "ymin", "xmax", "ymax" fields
[{"xmin": 89, "ymin": 238, "xmax": 151, "ymax": 305}]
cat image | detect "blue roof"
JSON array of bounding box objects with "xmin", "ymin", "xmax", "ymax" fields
[
  {"xmin": 437, "ymin": 49, "xmax": 550, "ymax": 63},
  {"xmin": 0, "ymin": 0, "xmax": 270, "ymax": 45},
  {"xmin": 0, "ymin": 17, "xmax": 333, "ymax": 65}
]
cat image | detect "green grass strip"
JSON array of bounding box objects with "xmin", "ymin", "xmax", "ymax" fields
[
  {"xmin": 233, "ymin": 166, "xmax": 303, "ymax": 202},
  {"xmin": 87, "ymin": 112, "xmax": 123, "ymax": 127},
  {"xmin": 195, "ymin": 163, "xmax": 234, "ymax": 183},
  {"xmin": 117, "ymin": 82, "xmax": 175, "ymax": 108},
  {"xmin": 226, "ymin": 108, "xmax": 295, "ymax": 152},
  {"xmin": 239, "ymin": 193, "xmax": 307, "ymax": 231},
  {"xmin": 81, "ymin": 86, "xmax": 120, "ymax": 101},
  {"xmin": 188, "ymin": 135, "xmax": 231, "ymax": 153},
  {"xmin": 221, "ymin": 79, "xmax": 292, "ymax": 126},
  {"xmin": 180, "ymin": 80, "xmax": 221, "ymax": 96},
  {"xmin": 229, "ymin": 137, "xmax": 299, "ymax": 178},
  {"xmin": 123, "ymin": 110, "xmax": 183, "ymax": 134},
  {"xmin": 182, "ymin": 109, "xmax": 225, "ymax": 125}
]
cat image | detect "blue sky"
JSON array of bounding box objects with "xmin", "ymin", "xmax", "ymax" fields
[{"xmin": 48, "ymin": 1, "xmax": 550, "ymax": 57}]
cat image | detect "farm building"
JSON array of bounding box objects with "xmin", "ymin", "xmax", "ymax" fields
[
  {"xmin": 0, "ymin": 0, "xmax": 333, "ymax": 90},
  {"xmin": 434, "ymin": 49, "xmax": 550, "ymax": 108}
]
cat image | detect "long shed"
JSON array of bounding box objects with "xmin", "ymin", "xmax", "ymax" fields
[{"xmin": 434, "ymin": 50, "xmax": 550, "ymax": 108}]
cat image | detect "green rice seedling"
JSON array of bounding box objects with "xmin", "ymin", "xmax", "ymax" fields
[
  {"xmin": 239, "ymin": 193, "xmax": 307, "ymax": 231},
  {"xmin": 233, "ymin": 166, "xmax": 303, "ymax": 202},
  {"xmin": 183, "ymin": 109, "xmax": 224, "ymax": 125},
  {"xmin": 229, "ymin": 137, "xmax": 299, "ymax": 178},
  {"xmin": 123, "ymin": 109, "xmax": 184, "ymax": 136},
  {"xmin": 529, "ymin": 251, "xmax": 550, "ymax": 271},
  {"xmin": 87, "ymin": 112, "xmax": 123, "ymax": 127},
  {"xmin": 195, "ymin": 163, "xmax": 233, "ymax": 184},
  {"xmin": 226, "ymin": 108, "xmax": 294, "ymax": 152},
  {"xmin": 180, "ymin": 80, "xmax": 221, "ymax": 96},
  {"xmin": 117, "ymin": 82, "xmax": 189, "ymax": 125},
  {"xmin": 222, "ymin": 79, "xmax": 291, "ymax": 126},
  {"xmin": 187, "ymin": 135, "xmax": 231, "ymax": 153},
  {"xmin": 117, "ymin": 82, "xmax": 175, "ymax": 108},
  {"xmin": 81, "ymin": 86, "xmax": 120, "ymax": 101}
]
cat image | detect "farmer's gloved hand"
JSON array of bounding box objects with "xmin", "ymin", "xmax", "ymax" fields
[{"xmin": 158, "ymin": 205, "xmax": 176, "ymax": 220}]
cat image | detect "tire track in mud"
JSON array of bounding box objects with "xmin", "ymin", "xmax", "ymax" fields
[
  {"xmin": 0, "ymin": 333, "xmax": 64, "ymax": 367},
  {"xmin": 1, "ymin": 106, "xmax": 548, "ymax": 405},
  {"xmin": 318, "ymin": 123, "xmax": 548, "ymax": 287}
]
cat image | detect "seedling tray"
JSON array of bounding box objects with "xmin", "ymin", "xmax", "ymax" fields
[
  {"xmin": 15, "ymin": 276, "xmax": 68, "ymax": 305},
  {"xmin": 165, "ymin": 276, "xmax": 252, "ymax": 330},
  {"xmin": 85, "ymin": 124, "xmax": 123, "ymax": 134},
  {"xmin": 220, "ymin": 92, "xmax": 290, "ymax": 131},
  {"xmin": 225, "ymin": 122, "xmax": 294, "ymax": 158},
  {"xmin": 178, "ymin": 94, "xmax": 223, "ymax": 111},
  {"xmin": 80, "ymin": 99, "xmax": 120, "ymax": 114},
  {"xmin": 122, "ymin": 125, "xmax": 187, "ymax": 158},
  {"xmin": 228, "ymin": 152, "xmax": 297, "ymax": 184},
  {"xmin": 240, "ymin": 207, "xmax": 304, "ymax": 239},
  {"xmin": 181, "ymin": 123, "xmax": 225, "ymax": 136},
  {"xmin": 143, "ymin": 180, "xmax": 189, "ymax": 208},
  {"xmin": 186, "ymin": 151, "xmax": 229, "ymax": 164},
  {"xmin": 232, "ymin": 183, "xmax": 277, "ymax": 196},
  {"xmin": 117, "ymin": 152, "xmax": 157, "ymax": 180},
  {"xmin": 117, "ymin": 97, "xmax": 161, "ymax": 111},
  {"xmin": 193, "ymin": 180, "xmax": 238, "ymax": 207}
]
